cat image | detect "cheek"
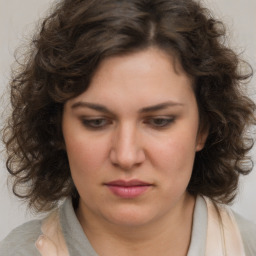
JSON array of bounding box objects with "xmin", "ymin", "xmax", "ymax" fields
[
  {"xmin": 65, "ymin": 137, "xmax": 110, "ymax": 198},
  {"xmin": 151, "ymin": 132, "xmax": 197, "ymax": 166},
  {"xmin": 65, "ymin": 136, "xmax": 109, "ymax": 175},
  {"xmin": 148, "ymin": 127, "xmax": 198, "ymax": 187}
]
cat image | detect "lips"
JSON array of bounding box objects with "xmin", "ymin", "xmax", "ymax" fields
[
  {"xmin": 106, "ymin": 179, "xmax": 151, "ymax": 187},
  {"xmin": 104, "ymin": 179, "xmax": 152, "ymax": 198}
]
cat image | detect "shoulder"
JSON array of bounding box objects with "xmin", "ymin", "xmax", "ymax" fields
[
  {"xmin": 0, "ymin": 219, "xmax": 42, "ymax": 256},
  {"xmin": 233, "ymin": 211, "xmax": 256, "ymax": 256}
]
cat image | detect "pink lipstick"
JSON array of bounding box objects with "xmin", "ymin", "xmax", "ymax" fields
[{"xmin": 104, "ymin": 179, "xmax": 152, "ymax": 198}]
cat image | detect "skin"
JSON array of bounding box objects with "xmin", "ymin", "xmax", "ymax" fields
[{"xmin": 62, "ymin": 47, "xmax": 208, "ymax": 256}]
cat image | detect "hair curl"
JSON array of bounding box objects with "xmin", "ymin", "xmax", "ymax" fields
[{"xmin": 3, "ymin": 0, "xmax": 255, "ymax": 211}]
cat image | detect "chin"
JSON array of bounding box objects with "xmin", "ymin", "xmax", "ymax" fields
[{"xmin": 103, "ymin": 206, "xmax": 160, "ymax": 227}]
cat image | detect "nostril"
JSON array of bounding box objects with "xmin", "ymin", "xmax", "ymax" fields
[{"xmin": 109, "ymin": 146, "xmax": 145, "ymax": 170}]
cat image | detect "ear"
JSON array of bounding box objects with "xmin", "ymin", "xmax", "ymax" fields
[{"xmin": 195, "ymin": 125, "xmax": 209, "ymax": 152}]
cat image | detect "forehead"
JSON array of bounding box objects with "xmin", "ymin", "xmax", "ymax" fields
[{"xmin": 67, "ymin": 47, "xmax": 195, "ymax": 110}]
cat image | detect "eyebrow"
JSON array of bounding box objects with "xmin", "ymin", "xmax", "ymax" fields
[
  {"xmin": 71, "ymin": 101, "xmax": 184, "ymax": 114},
  {"xmin": 140, "ymin": 101, "xmax": 184, "ymax": 113},
  {"xmin": 71, "ymin": 102, "xmax": 112, "ymax": 114}
]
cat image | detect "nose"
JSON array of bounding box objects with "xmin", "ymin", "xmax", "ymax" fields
[{"xmin": 110, "ymin": 123, "xmax": 145, "ymax": 170}]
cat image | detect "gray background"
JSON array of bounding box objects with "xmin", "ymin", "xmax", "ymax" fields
[{"xmin": 0, "ymin": 0, "xmax": 255, "ymax": 240}]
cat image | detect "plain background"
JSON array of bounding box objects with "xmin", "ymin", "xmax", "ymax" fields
[{"xmin": 0, "ymin": 0, "xmax": 256, "ymax": 241}]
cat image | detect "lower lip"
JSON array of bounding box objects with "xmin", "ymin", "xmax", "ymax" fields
[{"xmin": 106, "ymin": 185, "xmax": 150, "ymax": 198}]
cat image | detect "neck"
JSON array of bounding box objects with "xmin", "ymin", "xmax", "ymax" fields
[{"xmin": 76, "ymin": 194, "xmax": 195, "ymax": 256}]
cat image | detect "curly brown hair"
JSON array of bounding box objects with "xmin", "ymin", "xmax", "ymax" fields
[{"xmin": 2, "ymin": 0, "xmax": 255, "ymax": 211}]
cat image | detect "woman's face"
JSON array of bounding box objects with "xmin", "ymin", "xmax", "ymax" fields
[{"xmin": 62, "ymin": 47, "xmax": 207, "ymax": 227}]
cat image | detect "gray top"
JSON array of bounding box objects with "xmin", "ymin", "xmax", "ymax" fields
[{"xmin": 0, "ymin": 196, "xmax": 255, "ymax": 256}]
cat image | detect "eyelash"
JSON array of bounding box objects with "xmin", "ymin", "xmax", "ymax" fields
[
  {"xmin": 81, "ymin": 117, "xmax": 175, "ymax": 130},
  {"xmin": 81, "ymin": 118, "xmax": 112, "ymax": 129},
  {"xmin": 144, "ymin": 117, "xmax": 175, "ymax": 128}
]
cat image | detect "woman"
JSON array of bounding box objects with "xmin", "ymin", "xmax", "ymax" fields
[{"xmin": 1, "ymin": 0, "xmax": 256, "ymax": 255}]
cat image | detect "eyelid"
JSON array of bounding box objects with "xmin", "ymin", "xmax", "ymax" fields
[
  {"xmin": 144, "ymin": 116, "xmax": 176, "ymax": 128},
  {"xmin": 80, "ymin": 117, "xmax": 113, "ymax": 129},
  {"xmin": 143, "ymin": 115, "xmax": 175, "ymax": 120},
  {"xmin": 79, "ymin": 115, "xmax": 176, "ymax": 130}
]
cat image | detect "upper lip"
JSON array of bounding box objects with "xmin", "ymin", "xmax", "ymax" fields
[{"xmin": 104, "ymin": 179, "xmax": 152, "ymax": 187}]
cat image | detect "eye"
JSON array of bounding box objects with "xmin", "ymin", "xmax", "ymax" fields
[
  {"xmin": 145, "ymin": 117, "xmax": 175, "ymax": 128},
  {"xmin": 81, "ymin": 118, "xmax": 111, "ymax": 129}
]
